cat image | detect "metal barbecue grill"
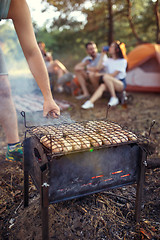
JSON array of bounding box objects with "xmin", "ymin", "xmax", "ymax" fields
[{"xmin": 21, "ymin": 111, "xmax": 149, "ymax": 240}]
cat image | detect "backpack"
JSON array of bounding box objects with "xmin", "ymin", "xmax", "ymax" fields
[{"xmin": 64, "ymin": 76, "xmax": 81, "ymax": 96}]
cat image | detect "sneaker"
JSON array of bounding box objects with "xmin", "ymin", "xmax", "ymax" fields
[
  {"xmin": 120, "ymin": 90, "xmax": 128, "ymax": 104},
  {"xmin": 5, "ymin": 143, "xmax": 23, "ymax": 162},
  {"xmin": 81, "ymin": 100, "xmax": 94, "ymax": 109},
  {"xmin": 108, "ymin": 97, "xmax": 119, "ymax": 106},
  {"xmin": 56, "ymin": 86, "xmax": 64, "ymax": 93},
  {"xmin": 76, "ymin": 94, "xmax": 90, "ymax": 100}
]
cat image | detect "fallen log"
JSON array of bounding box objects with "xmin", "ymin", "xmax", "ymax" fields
[{"xmin": 146, "ymin": 158, "xmax": 160, "ymax": 169}]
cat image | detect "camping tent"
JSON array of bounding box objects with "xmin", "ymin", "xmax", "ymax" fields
[{"xmin": 126, "ymin": 43, "xmax": 160, "ymax": 92}]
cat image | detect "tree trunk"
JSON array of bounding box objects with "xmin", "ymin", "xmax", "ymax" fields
[
  {"xmin": 126, "ymin": 0, "xmax": 143, "ymax": 44},
  {"xmin": 108, "ymin": 0, "xmax": 113, "ymax": 45},
  {"xmin": 154, "ymin": 0, "xmax": 160, "ymax": 43},
  {"xmin": 147, "ymin": 158, "xmax": 160, "ymax": 169}
]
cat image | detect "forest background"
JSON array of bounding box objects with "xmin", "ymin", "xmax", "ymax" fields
[{"xmin": 0, "ymin": 0, "xmax": 159, "ymax": 73}]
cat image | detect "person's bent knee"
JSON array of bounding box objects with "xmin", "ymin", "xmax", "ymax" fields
[
  {"xmin": 74, "ymin": 67, "xmax": 82, "ymax": 73},
  {"xmin": 88, "ymin": 72, "xmax": 95, "ymax": 78},
  {"xmin": 0, "ymin": 86, "xmax": 12, "ymax": 98},
  {"xmin": 103, "ymin": 74, "xmax": 112, "ymax": 82},
  {"xmin": 99, "ymin": 83, "xmax": 106, "ymax": 91}
]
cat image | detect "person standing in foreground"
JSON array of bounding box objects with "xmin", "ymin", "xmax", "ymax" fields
[
  {"xmin": 74, "ymin": 41, "xmax": 107, "ymax": 100},
  {"xmin": 0, "ymin": 0, "xmax": 60, "ymax": 162},
  {"xmin": 81, "ymin": 41, "xmax": 127, "ymax": 109}
]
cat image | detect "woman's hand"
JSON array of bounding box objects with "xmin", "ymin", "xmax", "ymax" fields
[{"xmin": 43, "ymin": 99, "xmax": 60, "ymax": 118}]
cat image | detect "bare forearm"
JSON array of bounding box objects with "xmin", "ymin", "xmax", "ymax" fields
[
  {"xmin": 104, "ymin": 71, "xmax": 119, "ymax": 78},
  {"xmin": 97, "ymin": 53, "xmax": 105, "ymax": 70},
  {"xmin": 87, "ymin": 66, "xmax": 99, "ymax": 72},
  {"xmin": 26, "ymin": 48, "xmax": 53, "ymax": 101},
  {"xmin": 74, "ymin": 62, "xmax": 86, "ymax": 71}
]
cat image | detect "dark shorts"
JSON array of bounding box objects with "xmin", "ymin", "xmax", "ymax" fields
[
  {"xmin": 99, "ymin": 76, "xmax": 126, "ymax": 90},
  {"xmin": 0, "ymin": 46, "xmax": 8, "ymax": 75}
]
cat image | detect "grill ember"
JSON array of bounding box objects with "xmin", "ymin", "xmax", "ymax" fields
[{"xmin": 29, "ymin": 120, "xmax": 138, "ymax": 155}]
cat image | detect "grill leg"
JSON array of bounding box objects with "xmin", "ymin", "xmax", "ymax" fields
[
  {"xmin": 41, "ymin": 172, "xmax": 49, "ymax": 240},
  {"xmin": 135, "ymin": 150, "xmax": 147, "ymax": 223},
  {"xmin": 24, "ymin": 170, "xmax": 29, "ymax": 207},
  {"xmin": 23, "ymin": 137, "xmax": 31, "ymax": 208}
]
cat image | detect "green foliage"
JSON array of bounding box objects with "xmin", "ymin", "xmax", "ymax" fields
[
  {"xmin": 35, "ymin": 0, "xmax": 160, "ymax": 69},
  {"xmin": 42, "ymin": 0, "xmax": 159, "ymax": 47},
  {"xmin": 1, "ymin": 0, "xmax": 159, "ymax": 72}
]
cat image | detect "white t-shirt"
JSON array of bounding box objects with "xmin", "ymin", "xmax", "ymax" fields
[{"xmin": 103, "ymin": 58, "xmax": 127, "ymax": 79}]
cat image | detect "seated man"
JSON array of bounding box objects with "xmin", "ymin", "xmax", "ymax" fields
[{"xmin": 74, "ymin": 41, "xmax": 107, "ymax": 99}]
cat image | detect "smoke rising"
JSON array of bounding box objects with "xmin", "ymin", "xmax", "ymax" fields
[{"xmin": 21, "ymin": 111, "xmax": 75, "ymax": 127}]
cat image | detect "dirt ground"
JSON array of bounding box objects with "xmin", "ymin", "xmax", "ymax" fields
[{"xmin": 0, "ymin": 91, "xmax": 160, "ymax": 240}]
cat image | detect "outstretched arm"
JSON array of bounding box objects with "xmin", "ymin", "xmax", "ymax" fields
[
  {"xmin": 8, "ymin": 0, "xmax": 60, "ymax": 117},
  {"xmin": 74, "ymin": 61, "xmax": 88, "ymax": 71},
  {"xmin": 96, "ymin": 52, "xmax": 106, "ymax": 70}
]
